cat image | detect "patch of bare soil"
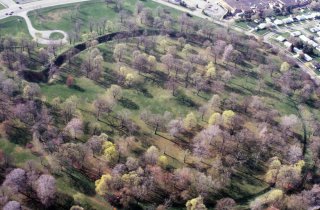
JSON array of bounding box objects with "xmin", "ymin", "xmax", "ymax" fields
[{"xmin": 40, "ymin": 9, "xmax": 69, "ymax": 23}]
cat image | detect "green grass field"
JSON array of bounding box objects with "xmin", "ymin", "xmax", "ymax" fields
[
  {"xmin": 0, "ymin": 3, "xmax": 5, "ymax": 10},
  {"xmin": 0, "ymin": 16, "xmax": 30, "ymax": 38},
  {"xmin": 28, "ymin": 0, "xmax": 181, "ymax": 33},
  {"xmin": 49, "ymin": 31, "xmax": 65, "ymax": 40},
  {"xmin": 0, "ymin": 0, "xmax": 184, "ymax": 41},
  {"xmin": 234, "ymin": 21, "xmax": 251, "ymax": 30},
  {"xmin": 0, "ymin": 139, "xmax": 38, "ymax": 167}
]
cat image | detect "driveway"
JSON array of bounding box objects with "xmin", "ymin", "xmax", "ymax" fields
[{"xmin": 19, "ymin": 11, "xmax": 68, "ymax": 45}]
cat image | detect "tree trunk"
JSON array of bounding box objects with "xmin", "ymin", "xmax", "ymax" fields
[{"xmin": 154, "ymin": 124, "xmax": 158, "ymax": 135}]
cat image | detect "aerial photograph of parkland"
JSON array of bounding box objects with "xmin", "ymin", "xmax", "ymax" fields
[{"xmin": 0, "ymin": 0, "xmax": 320, "ymax": 209}]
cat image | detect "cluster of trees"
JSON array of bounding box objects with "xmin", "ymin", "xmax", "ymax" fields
[
  {"xmin": 81, "ymin": 44, "xmax": 104, "ymax": 80},
  {"xmin": 93, "ymin": 143, "xmax": 234, "ymax": 208},
  {"xmin": 250, "ymin": 184, "xmax": 320, "ymax": 210},
  {"xmin": 0, "ymin": 166, "xmax": 56, "ymax": 208},
  {"xmin": 288, "ymin": 36, "xmax": 315, "ymax": 56},
  {"xmin": 82, "ymin": 31, "xmax": 314, "ymax": 210},
  {"xmin": 63, "ymin": 18, "xmax": 320, "ymax": 208}
]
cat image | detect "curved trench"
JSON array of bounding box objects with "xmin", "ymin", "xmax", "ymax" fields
[{"xmin": 20, "ymin": 29, "xmax": 213, "ymax": 83}]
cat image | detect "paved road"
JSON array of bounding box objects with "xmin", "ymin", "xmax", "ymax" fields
[{"xmin": 0, "ymin": 0, "xmax": 15, "ymax": 7}]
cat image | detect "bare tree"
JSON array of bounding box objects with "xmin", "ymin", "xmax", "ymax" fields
[
  {"xmin": 64, "ymin": 118, "xmax": 84, "ymax": 140},
  {"xmin": 140, "ymin": 110, "xmax": 172, "ymax": 134},
  {"xmin": 93, "ymin": 95, "xmax": 116, "ymax": 120},
  {"xmin": 165, "ymin": 76, "xmax": 179, "ymax": 96},
  {"xmin": 3, "ymin": 201, "xmax": 21, "ymax": 210},
  {"xmin": 113, "ymin": 43, "xmax": 126, "ymax": 62},
  {"xmin": 167, "ymin": 118, "xmax": 185, "ymax": 137},
  {"xmin": 35, "ymin": 175, "xmax": 56, "ymax": 207},
  {"xmin": 3, "ymin": 168, "xmax": 26, "ymax": 193}
]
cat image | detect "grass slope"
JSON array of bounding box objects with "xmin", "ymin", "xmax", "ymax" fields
[
  {"xmin": 0, "ymin": 16, "xmax": 30, "ymax": 38},
  {"xmin": 28, "ymin": 0, "xmax": 181, "ymax": 32}
]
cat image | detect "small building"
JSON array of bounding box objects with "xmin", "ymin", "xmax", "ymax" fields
[
  {"xmin": 308, "ymin": 40, "xmax": 319, "ymax": 48},
  {"xmin": 168, "ymin": 0, "xmax": 181, "ymax": 5},
  {"xmin": 194, "ymin": 0, "xmax": 207, "ymax": 9},
  {"xmin": 291, "ymin": 31, "xmax": 302, "ymax": 37},
  {"xmin": 315, "ymin": 12, "xmax": 320, "ymax": 19},
  {"xmin": 310, "ymin": 27, "xmax": 320, "ymax": 33},
  {"xmin": 276, "ymin": 36, "xmax": 286, "ymax": 42},
  {"xmin": 315, "ymin": 37, "xmax": 320, "ymax": 43},
  {"xmin": 183, "ymin": 1, "xmax": 197, "ymax": 10},
  {"xmin": 284, "ymin": 41, "xmax": 293, "ymax": 48},
  {"xmin": 203, "ymin": 8, "xmax": 216, "ymax": 17},
  {"xmin": 296, "ymin": 15, "xmax": 306, "ymax": 21},
  {"xmin": 304, "ymin": 53, "xmax": 313, "ymax": 62},
  {"xmin": 299, "ymin": 35, "xmax": 310, "ymax": 43},
  {"xmin": 274, "ymin": 19, "xmax": 284, "ymax": 25},
  {"xmin": 254, "ymin": 19, "xmax": 262, "ymax": 24},
  {"xmin": 257, "ymin": 23, "xmax": 267, "ymax": 30},
  {"xmin": 293, "ymin": 47, "xmax": 302, "ymax": 53},
  {"xmin": 282, "ymin": 17, "xmax": 294, "ymax": 24},
  {"xmin": 305, "ymin": 14, "xmax": 315, "ymax": 20}
]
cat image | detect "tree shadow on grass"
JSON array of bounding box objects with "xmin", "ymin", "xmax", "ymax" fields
[
  {"xmin": 70, "ymin": 84, "xmax": 85, "ymax": 92},
  {"xmin": 242, "ymin": 61, "xmax": 254, "ymax": 69},
  {"xmin": 151, "ymin": 71, "xmax": 168, "ymax": 87},
  {"xmin": 66, "ymin": 168, "xmax": 96, "ymax": 196},
  {"xmin": 119, "ymin": 97, "xmax": 139, "ymax": 110},
  {"xmin": 5, "ymin": 124, "xmax": 31, "ymax": 146},
  {"xmin": 99, "ymin": 47, "xmax": 114, "ymax": 63},
  {"xmin": 137, "ymin": 87, "xmax": 153, "ymax": 98},
  {"xmin": 46, "ymin": 192, "xmax": 75, "ymax": 210},
  {"xmin": 225, "ymin": 83, "xmax": 250, "ymax": 95},
  {"xmin": 175, "ymin": 90, "xmax": 198, "ymax": 108}
]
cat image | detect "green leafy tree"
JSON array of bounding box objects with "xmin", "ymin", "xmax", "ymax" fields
[
  {"xmin": 184, "ymin": 112, "xmax": 197, "ymax": 130},
  {"xmin": 280, "ymin": 62, "xmax": 290, "ymax": 72},
  {"xmin": 102, "ymin": 141, "xmax": 119, "ymax": 164},
  {"xmin": 186, "ymin": 196, "xmax": 207, "ymax": 210},
  {"xmin": 95, "ymin": 173, "xmax": 112, "ymax": 196},
  {"xmin": 222, "ymin": 110, "xmax": 235, "ymax": 126}
]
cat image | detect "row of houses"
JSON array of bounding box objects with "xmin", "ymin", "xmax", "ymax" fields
[
  {"xmin": 222, "ymin": 0, "xmax": 311, "ymax": 14},
  {"xmin": 310, "ymin": 26, "xmax": 320, "ymax": 33},
  {"xmin": 257, "ymin": 12, "xmax": 320, "ymax": 30},
  {"xmin": 276, "ymin": 35, "xmax": 313, "ymax": 62},
  {"xmin": 276, "ymin": 34, "xmax": 316, "ymax": 62}
]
